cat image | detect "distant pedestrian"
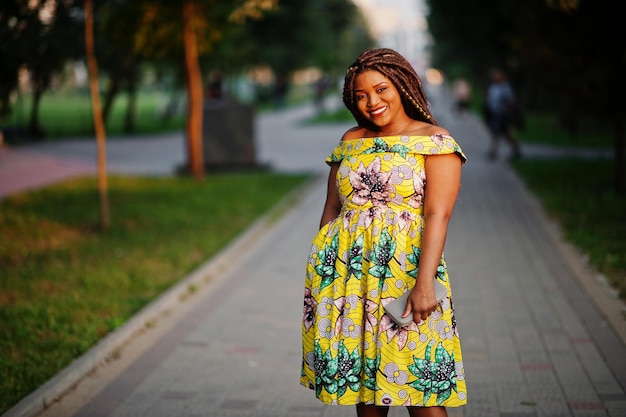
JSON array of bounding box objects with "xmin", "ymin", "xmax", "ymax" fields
[
  {"xmin": 301, "ymin": 48, "xmax": 468, "ymax": 417},
  {"xmin": 452, "ymin": 78, "xmax": 471, "ymax": 115},
  {"xmin": 205, "ymin": 72, "xmax": 223, "ymax": 100},
  {"xmin": 484, "ymin": 68, "xmax": 522, "ymax": 160},
  {"xmin": 314, "ymin": 75, "xmax": 331, "ymax": 114}
]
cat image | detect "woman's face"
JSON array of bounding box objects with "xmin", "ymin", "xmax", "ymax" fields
[{"xmin": 353, "ymin": 69, "xmax": 407, "ymax": 129}]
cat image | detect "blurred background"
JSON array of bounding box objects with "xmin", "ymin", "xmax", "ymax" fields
[
  {"xmin": 0, "ymin": 1, "xmax": 620, "ymax": 143},
  {"xmin": 1, "ymin": 1, "xmax": 625, "ymax": 415},
  {"xmin": 1, "ymin": 0, "xmax": 624, "ymax": 181},
  {"xmin": 1, "ymin": 0, "xmax": 624, "ymax": 184}
]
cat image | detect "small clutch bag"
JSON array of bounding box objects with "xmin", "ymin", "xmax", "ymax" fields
[{"xmin": 383, "ymin": 280, "xmax": 448, "ymax": 327}]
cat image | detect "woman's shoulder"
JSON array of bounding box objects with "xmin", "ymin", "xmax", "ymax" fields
[
  {"xmin": 341, "ymin": 126, "xmax": 368, "ymax": 142},
  {"xmin": 406, "ymin": 121, "xmax": 450, "ymax": 137}
]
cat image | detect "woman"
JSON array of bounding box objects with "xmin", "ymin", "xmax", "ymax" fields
[{"xmin": 301, "ymin": 48, "xmax": 467, "ymax": 417}]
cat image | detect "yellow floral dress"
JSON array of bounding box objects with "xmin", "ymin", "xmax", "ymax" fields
[{"xmin": 301, "ymin": 134, "xmax": 467, "ymax": 407}]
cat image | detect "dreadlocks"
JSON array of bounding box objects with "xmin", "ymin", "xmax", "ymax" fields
[{"xmin": 342, "ymin": 48, "xmax": 437, "ymax": 129}]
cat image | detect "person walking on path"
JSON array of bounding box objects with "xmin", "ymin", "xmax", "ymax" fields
[
  {"xmin": 483, "ymin": 68, "xmax": 522, "ymax": 160},
  {"xmin": 451, "ymin": 78, "xmax": 471, "ymax": 115},
  {"xmin": 301, "ymin": 48, "xmax": 467, "ymax": 417}
]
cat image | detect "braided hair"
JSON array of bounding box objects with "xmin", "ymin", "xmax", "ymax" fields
[{"xmin": 342, "ymin": 48, "xmax": 437, "ymax": 130}]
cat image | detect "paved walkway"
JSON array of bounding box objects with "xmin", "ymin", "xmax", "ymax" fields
[{"xmin": 2, "ymin": 89, "xmax": 625, "ymax": 417}]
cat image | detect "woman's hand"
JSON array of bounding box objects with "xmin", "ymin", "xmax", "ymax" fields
[{"xmin": 403, "ymin": 285, "xmax": 438, "ymax": 324}]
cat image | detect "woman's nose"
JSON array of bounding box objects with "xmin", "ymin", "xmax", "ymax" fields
[{"xmin": 367, "ymin": 94, "xmax": 380, "ymax": 107}]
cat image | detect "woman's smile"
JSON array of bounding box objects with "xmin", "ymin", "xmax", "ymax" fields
[{"xmin": 369, "ymin": 106, "xmax": 387, "ymax": 117}]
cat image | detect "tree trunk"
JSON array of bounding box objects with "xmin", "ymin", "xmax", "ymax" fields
[
  {"xmin": 28, "ymin": 81, "xmax": 45, "ymax": 139},
  {"xmin": 614, "ymin": 115, "xmax": 625, "ymax": 193},
  {"xmin": 85, "ymin": 0, "xmax": 110, "ymax": 231},
  {"xmin": 124, "ymin": 71, "xmax": 138, "ymax": 133},
  {"xmin": 182, "ymin": 1, "xmax": 204, "ymax": 179},
  {"xmin": 101, "ymin": 76, "xmax": 120, "ymax": 125}
]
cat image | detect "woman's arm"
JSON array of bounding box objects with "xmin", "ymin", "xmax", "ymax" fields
[
  {"xmin": 319, "ymin": 163, "xmax": 342, "ymax": 228},
  {"xmin": 404, "ymin": 153, "xmax": 462, "ymax": 323}
]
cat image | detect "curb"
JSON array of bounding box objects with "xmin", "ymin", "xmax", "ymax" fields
[{"xmin": 1, "ymin": 174, "xmax": 322, "ymax": 417}]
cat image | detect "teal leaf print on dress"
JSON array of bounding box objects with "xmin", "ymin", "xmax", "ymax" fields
[
  {"xmin": 407, "ymin": 246, "xmax": 447, "ymax": 282},
  {"xmin": 389, "ymin": 143, "xmax": 410, "ymax": 159},
  {"xmin": 368, "ymin": 229, "xmax": 396, "ymax": 291},
  {"xmin": 314, "ymin": 340, "xmax": 338, "ymax": 396},
  {"xmin": 363, "ymin": 137, "xmax": 390, "ymax": 154},
  {"xmin": 347, "ymin": 233, "xmax": 364, "ymax": 280},
  {"xmin": 336, "ymin": 341, "xmax": 363, "ymax": 398},
  {"xmin": 408, "ymin": 342, "xmax": 458, "ymax": 406},
  {"xmin": 363, "ymin": 353, "xmax": 381, "ymax": 390},
  {"xmin": 315, "ymin": 233, "xmax": 340, "ymax": 290},
  {"xmin": 362, "ymin": 137, "xmax": 411, "ymax": 159},
  {"xmin": 407, "ymin": 246, "xmax": 421, "ymax": 278}
]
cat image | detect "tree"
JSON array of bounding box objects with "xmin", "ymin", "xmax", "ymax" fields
[
  {"xmin": 182, "ymin": 1, "xmax": 204, "ymax": 179},
  {"xmin": 106, "ymin": 0, "xmax": 277, "ymax": 179},
  {"xmin": 427, "ymin": 0, "xmax": 518, "ymax": 89},
  {"xmin": 239, "ymin": 0, "xmax": 373, "ymax": 104},
  {"xmin": 0, "ymin": 1, "xmax": 26, "ymax": 122},
  {"xmin": 425, "ymin": 0, "xmax": 626, "ymax": 191},
  {"xmin": 0, "ymin": 0, "xmax": 81, "ymax": 132},
  {"xmin": 513, "ymin": 0, "xmax": 625, "ymax": 191},
  {"xmin": 24, "ymin": 0, "xmax": 82, "ymax": 138},
  {"xmin": 84, "ymin": 0, "xmax": 109, "ymax": 230},
  {"xmin": 95, "ymin": 0, "xmax": 142, "ymax": 132}
]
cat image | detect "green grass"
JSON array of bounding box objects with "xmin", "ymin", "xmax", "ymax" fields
[
  {"xmin": 1, "ymin": 85, "xmax": 322, "ymax": 141},
  {"xmin": 517, "ymin": 112, "xmax": 613, "ymax": 148},
  {"xmin": 1, "ymin": 91, "xmax": 185, "ymax": 141},
  {"xmin": 0, "ymin": 173, "xmax": 309, "ymax": 414},
  {"xmin": 510, "ymin": 158, "xmax": 625, "ymax": 300},
  {"xmin": 508, "ymin": 107, "xmax": 624, "ymax": 299}
]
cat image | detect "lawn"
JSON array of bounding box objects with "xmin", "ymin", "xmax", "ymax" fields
[
  {"xmin": 510, "ymin": 158, "xmax": 626, "ymax": 299},
  {"xmin": 0, "ymin": 173, "xmax": 310, "ymax": 414},
  {"xmin": 1, "ymin": 91, "xmax": 186, "ymax": 141},
  {"xmin": 1, "ymin": 85, "xmax": 319, "ymax": 142},
  {"xmin": 508, "ymin": 110, "xmax": 625, "ymax": 301},
  {"xmin": 517, "ymin": 111, "xmax": 614, "ymax": 148}
]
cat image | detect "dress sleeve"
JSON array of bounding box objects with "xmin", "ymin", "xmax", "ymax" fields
[
  {"xmin": 325, "ymin": 142, "xmax": 345, "ymax": 165},
  {"xmin": 410, "ymin": 134, "xmax": 467, "ymax": 164}
]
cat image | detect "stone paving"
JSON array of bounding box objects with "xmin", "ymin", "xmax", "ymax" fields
[{"xmin": 2, "ymin": 87, "xmax": 625, "ymax": 417}]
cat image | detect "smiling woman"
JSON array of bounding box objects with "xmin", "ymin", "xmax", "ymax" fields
[
  {"xmin": 342, "ymin": 48, "xmax": 436, "ymax": 135},
  {"xmin": 301, "ymin": 48, "xmax": 468, "ymax": 417},
  {"xmin": 354, "ymin": 70, "xmax": 407, "ymax": 129}
]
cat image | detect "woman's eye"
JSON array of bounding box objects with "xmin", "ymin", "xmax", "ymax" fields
[
  {"xmin": 377, "ymin": 87, "xmax": 387, "ymax": 93},
  {"xmin": 356, "ymin": 94, "xmax": 367, "ymax": 100}
]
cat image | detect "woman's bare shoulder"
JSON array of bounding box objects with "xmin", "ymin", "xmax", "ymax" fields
[
  {"xmin": 409, "ymin": 121, "xmax": 450, "ymax": 137},
  {"xmin": 341, "ymin": 126, "xmax": 368, "ymax": 141}
]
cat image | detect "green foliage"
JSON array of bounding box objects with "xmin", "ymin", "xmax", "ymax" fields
[
  {"xmin": 240, "ymin": 0, "xmax": 373, "ymax": 76},
  {"xmin": 426, "ymin": 0, "xmax": 626, "ymax": 185},
  {"xmin": 0, "ymin": 0, "xmax": 83, "ymax": 134},
  {"xmin": 0, "ymin": 173, "xmax": 310, "ymax": 413},
  {"xmin": 427, "ymin": 0, "xmax": 514, "ymax": 84},
  {"xmin": 510, "ymin": 158, "xmax": 626, "ymax": 299},
  {"xmin": 1, "ymin": 0, "xmax": 373, "ymax": 135}
]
